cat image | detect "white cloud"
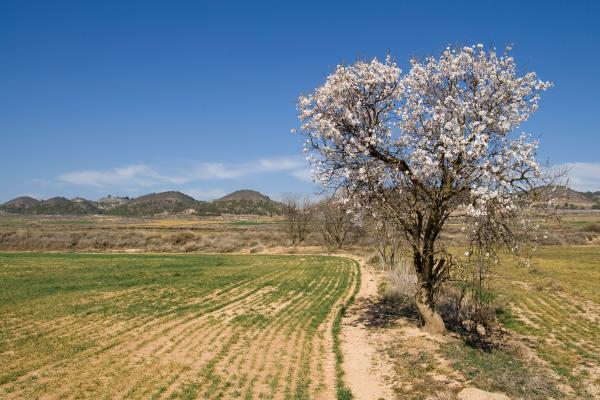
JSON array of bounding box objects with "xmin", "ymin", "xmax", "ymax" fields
[
  {"xmin": 185, "ymin": 156, "xmax": 307, "ymax": 181},
  {"xmin": 56, "ymin": 156, "xmax": 311, "ymax": 189},
  {"xmin": 291, "ymin": 168, "xmax": 314, "ymax": 182},
  {"xmin": 555, "ymin": 162, "xmax": 600, "ymax": 192},
  {"xmin": 58, "ymin": 164, "xmax": 186, "ymax": 187},
  {"xmin": 256, "ymin": 157, "xmax": 305, "ymax": 171}
]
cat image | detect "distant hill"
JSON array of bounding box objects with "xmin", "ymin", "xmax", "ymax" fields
[
  {"xmin": 2, "ymin": 187, "xmax": 598, "ymax": 216},
  {"xmin": 581, "ymin": 191, "xmax": 600, "ymax": 207},
  {"xmin": 2, "ymin": 196, "xmax": 41, "ymax": 212},
  {"xmin": 0, "ymin": 189, "xmax": 282, "ymax": 216},
  {"xmin": 555, "ymin": 188, "xmax": 600, "ymax": 210},
  {"xmin": 1, "ymin": 196, "xmax": 100, "ymax": 215},
  {"xmin": 213, "ymin": 190, "xmax": 280, "ymax": 215},
  {"xmin": 216, "ymin": 190, "xmax": 272, "ymax": 202},
  {"xmin": 108, "ymin": 191, "xmax": 199, "ymax": 216}
]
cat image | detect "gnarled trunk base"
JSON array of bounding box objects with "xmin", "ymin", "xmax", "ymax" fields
[{"xmin": 415, "ymin": 286, "xmax": 445, "ymax": 335}]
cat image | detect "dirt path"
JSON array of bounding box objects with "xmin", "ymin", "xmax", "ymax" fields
[
  {"xmin": 251, "ymin": 248, "xmax": 396, "ymax": 399},
  {"xmin": 339, "ymin": 256, "xmax": 394, "ymax": 400}
]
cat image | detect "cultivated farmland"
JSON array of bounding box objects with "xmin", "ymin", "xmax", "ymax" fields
[
  {"xmin": 365, "ymin": 246, "xmax": 600, "ymax": 399},
  {"xmin": 0, "ymin": 253, "xmax": 357, "ymax": 399},
  {"xmin": 494, "ymin": 246, "xmax": 600, "ymax": 397}
]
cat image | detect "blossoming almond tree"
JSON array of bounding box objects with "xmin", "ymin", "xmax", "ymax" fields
[{"xmin": 296, "ymin": 44, "xmax": 553, "ymax": 334}]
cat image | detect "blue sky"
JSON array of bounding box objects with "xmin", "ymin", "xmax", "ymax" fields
[{"xmin": 1, "ymin": 0, "xmax": 599, "ymax": 202}]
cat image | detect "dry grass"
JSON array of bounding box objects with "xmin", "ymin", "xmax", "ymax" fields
[
  {"xmin": 381, "ymin": 258, "xmax": 418, "ymax": 301},
  {"xmin": 2, "ymin": 211, "xmax": 600, "ymax": 252},
  {"xmin": 0, "ymin": 215, "xmax": 334, "ymax": 253}
]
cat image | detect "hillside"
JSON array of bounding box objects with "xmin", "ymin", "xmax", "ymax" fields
[
  {"xmin": 37, "ymin": 197, "xmax": 100, "ymax": 215},
  {"xmin": 96, "ymin": 196, "xmax": 131, "ymax": 210},
  {"xmin": 559, "ymin": 188, "xmax": 600, "ymax": 209},
  {"xmin": 1, "ymin": 196, "xmax": 41, "ymax": 212},
  {"xmin": 0, "ymin": 190, "xmax": 281, "ymax": 216},
  {"xmin": 581, "ymin": 191, "xmax": 600, "ymax": 207},
  {"xmin": 212, "ymin": 189, "xmax": 280, "ymax": 215},
  {"xmin": 1, "ymin": 196, "xmax": 100, "ymax": 215},
  {"xmin": 216, "ymin": 190, "xmax": 272, "ymax": 202},
  {"xmin": 3, "ymin": 186, "xmax": 599, "ymax": 216},
  {"xmin": 107, "ymin": 191, "xmax": 200, "ymax": 216}
]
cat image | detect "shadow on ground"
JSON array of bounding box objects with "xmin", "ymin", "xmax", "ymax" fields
[{"xmin": 349, "ymin": 295, "xmax": 421, "ymax": 328}]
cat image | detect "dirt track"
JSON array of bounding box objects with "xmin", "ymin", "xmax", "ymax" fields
[{"xmin": 339, "ymin": 256, "xmax": 395, "ymax": 400}]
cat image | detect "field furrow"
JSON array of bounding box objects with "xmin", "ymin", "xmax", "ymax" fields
[{"xmin": 0, "ymin": 253, "xmax": 356, "ymax": 399}]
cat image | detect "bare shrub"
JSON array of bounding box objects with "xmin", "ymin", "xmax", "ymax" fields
[
  {"xmin": 366, "ymin": 252, "xmax": 381, "ymax": 267},
  {"xmin": 168, "ymin": 232, "xmax": 195, "ymax": 245},
  {"xmin": 182, "ymin": 242, "xmax": 200, "ymax": 252},
  {"xmin": 249, "ymin": 246, "xmax": 263, "ymax": 253},
  {"xmin": 437, "ymin": 256, "xmax": 502, "ymax": 349},
  {"xmin": 368, "ymin": 219, "xmax": 403, "ymax": 270},
  {"xmin": 281, "ymin": 193, "xmax": 314, "ymax": 245},
  {"xmin": 580, "ymin": 222, "xmax": 600, "ymax": 233},
  {"xmin": 315, "ymin": 196, "xmax": 356, "ymax": 250},
  {"xmin": 215, "ymin": 236, "xmax": 240, "ymax": 253}
]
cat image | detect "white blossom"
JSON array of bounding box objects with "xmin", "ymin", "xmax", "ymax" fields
[{"xmin": 297, "ymin": 45, "xmax": 552, "ymax": 221}]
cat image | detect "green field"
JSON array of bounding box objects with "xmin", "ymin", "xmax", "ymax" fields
[
  {"xmin": 375, "ymin": 246, "xmax": 600, "ymax": 400},
  {"xmin": 493, "ymin": 246, "xmax": 600, "ymax": 397},
  {"xmin": 0, "ymin": 253, "xmax": 357, "ymax": 399},
  {"xmin": 438, "ymin": 246, "xmax": 600, "ymax": 399}
]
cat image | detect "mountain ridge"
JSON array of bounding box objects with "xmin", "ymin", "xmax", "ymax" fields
[
  {"xmin": 2, "ymin": 187, "xmax": 598, "ymax": 216},
  {"xmin": 0, "ymin": 190, "xmax": 281, "ymax": 216}
]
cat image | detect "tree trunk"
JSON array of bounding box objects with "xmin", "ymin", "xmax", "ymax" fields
[{"xmin": 415, "ymin": 283, "xmax": 446, "ymax": 335}]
